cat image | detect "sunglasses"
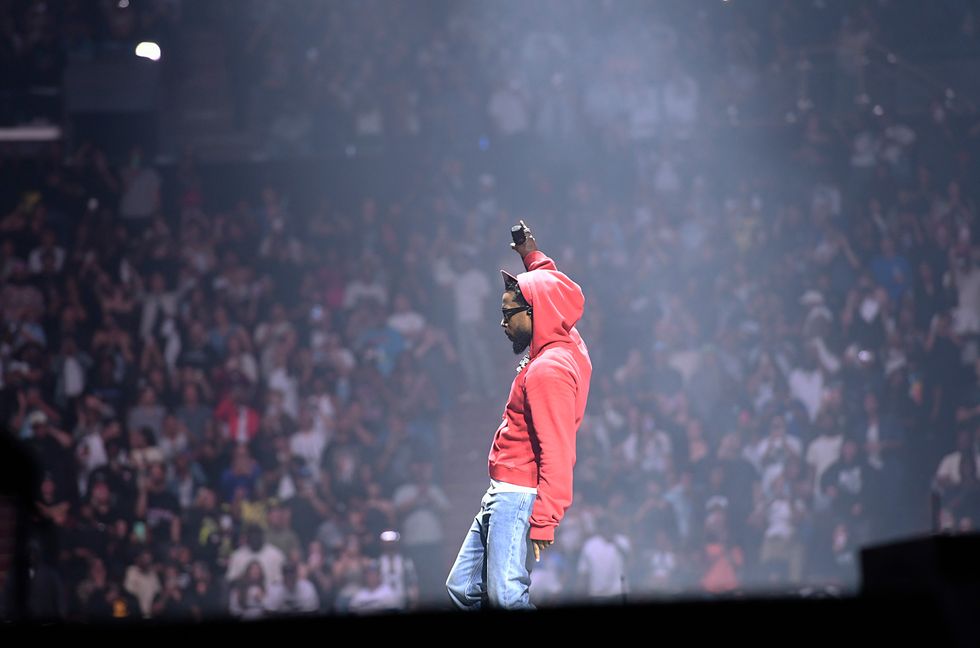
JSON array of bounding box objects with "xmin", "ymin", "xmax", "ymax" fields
[{"xmin": 501, "ymin": 305, "xmax": 531, "ymax": 322}]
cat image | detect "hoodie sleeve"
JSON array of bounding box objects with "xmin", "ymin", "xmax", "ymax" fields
[
  {"xmin": 522, "ymin": 249, "xmax": 557, "ymax": 272},
  {"xmin": 524, "ymin": 360, "xmax": 578, "ymax": 541}
]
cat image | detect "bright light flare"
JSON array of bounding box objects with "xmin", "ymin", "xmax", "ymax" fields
[{"xmin": 135, "ymin": 41, "xmax": 161, "ymax": 62}]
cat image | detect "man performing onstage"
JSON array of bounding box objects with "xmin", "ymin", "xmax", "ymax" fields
[{"xmin": 446, "ymin": 220, "xmax": 592, "ymax": 610}]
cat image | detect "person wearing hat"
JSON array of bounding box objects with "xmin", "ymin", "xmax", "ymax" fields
[{"xmin": 446, "ymin": 221, "xmax": 592, "ymax": 610}]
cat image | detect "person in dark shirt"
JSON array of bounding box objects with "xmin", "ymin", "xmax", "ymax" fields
[
  {"xmin": 83, "ymin": 580, "xmax": 142, "ymax": 621},
  {"xmin": 182, "ymin": 487, "xmax": 224, "ymax": 564},
  {"xmin": 141, "ymin": 462, "xmax": 181, "ymax": 547},
  {"xmin": 151, "ymin": 564, "xmax": 194, "ymax": 620},
  {"xmin": 924, "ymin": 311, "xmax": 967, "ymax": 450},
  {"xmin": 26, "ymin": 412, "xmax": 74, "ymax": 497},
  {"xmin": 195, "ymin": 424, "xmax": 231, "ymax": 491},
  {"xmin": 185, "ymin": 561, "xmax": 224, "ymax": 620},
  {"xmin": 88, "ymin": 356, "xmax": 127, "ymax": 419},
  {"xmin": 955, "ymin": 358, "xmax": 980, "ymax": 431},
  {"xmin": 219, "ymin": 444, "xmax": 262, "ymax": 502},
  {"xmin": 913, "ymin": 260, "xmax": 955, "ymax": 332},
  {"xmin": 87, "ymin": 439, "xmax": 138, "ymax": 524},
  {"xmin": 176, "ymin": 320, "xmax": 219, "ymax": 375},
  {"xmin": 102, "ymin": 518, "xmax": 136, "ymax": 581},
  {"xmin": 634, "ymin": 478, "xmax": 679, "ymax": 542},
  {"xmin": 943, "ymin": 441, "xmax": 980, "ymax": 528},
  {"xmin": 820, "ymin": 438, "xmax": 880, "ymax": 537},
  {"xmin": 286, "ymin": 470, "xmax": 331, "ymax": 548},
  {"xmin": 15, "ymin": 539, "xmax": 68, "ymax": 622}
]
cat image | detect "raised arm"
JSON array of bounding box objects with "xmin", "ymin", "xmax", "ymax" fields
[{"xmin": 511, "ymin": 219, "xmax": 557, "ymax": 272}]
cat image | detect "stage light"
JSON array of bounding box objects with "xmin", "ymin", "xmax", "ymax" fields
[
  {"xmin": 135, "ymin": 41, "xmax": 161, "ymax": 61},
  {"xmin": 0, "ymin": 125, "xmax": 62, "ymax": 142}
]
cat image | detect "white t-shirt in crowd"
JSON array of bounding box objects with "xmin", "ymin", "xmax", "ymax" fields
[
  {"xmin": 387, "ymin": 311, "xmax": 426, "ymax": 343},
  {"xmin": 764, "ymin": 498, "xmax": 795, "ymax": 540},
  {"xmin": 348, "ymin": 582, "xmax": 403, "ymax": 613},
  {"xmin": 76, "ymin": 431, "xmax": 107, "ymax": 484},
  {"xmin": 139, "ymin": 290, "xmax": 179, "ymax": 340},
  {"xmin": 789, "ymin": 367, "xmax": 825, "ymax": 422},
  {"xmin": 432, "ymin": 258, "xmax": 490, "ymax": 324},
  {"xmin": 864, "ymin": 420, "xmax": 883, "ymax": 470},
  {"xmin": 953, "ymin": 265, "xmax": 980, "ymax": 335},
  {"xmin": 621, "ymin": 429, "xmax": 672, "ymax": 474},
  {"xmin": 377, "ymin": 553, "xmax": 416, "ymax": 608},
  {"xmin": 267, "ymin": 366, "xmax": 299, "ymax": 420},
  {"xmin": 577, "ymin": 534, "xmax": 631, "ymax": 597},
  {"xmin": 264, "ymin": 579, "xmax": 320, "ymax": 613},
  {"xmin": 649, "ymin": 549, "xmax": 677, "ymax": 582},
  {"xmin": 935, "ymin": 450, "xmax": 980, "ymax": 486},
  {"xmin": 392, "ymin": 483, "xmax": 451, "ymax": 545},
  {"xmin": 63, "ymin": 355, "xmax": 86, "ymax": 397},
  {"xmin": 343, "ymin": 279, "xmax": 388, "ymax": 309},
  {"xmin": 120, "ymin": 167, "xmax": 161, "ymax": 220},
  {"xmin": 747, "ymin": 434, "xmax": 803, "ymax": 475},
  {"xmin": 806, "ymin": 434, "xmax": 844, "ymax": 493},
  {"xmin": 488, "ymin": 85, "xmax": 529, "ymax": 135},
  {"xmin": 28, "ymin": 245, "xmax": 65, "ymax": 274},
  {"xmin": 226, "ymin": 544, "xmax": 286, "ymax": 586},
  {"xmin": 290, "ymin": 428, "xmax": 328, "ymax": 477}
]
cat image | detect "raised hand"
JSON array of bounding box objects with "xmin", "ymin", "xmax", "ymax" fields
[{"xmin": 511, "ymin": 219, "xmax": 538, "ymax": 258}]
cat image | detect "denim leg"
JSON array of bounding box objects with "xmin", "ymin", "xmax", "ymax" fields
[
  {"xmin": 446, "ymin": 497, "xmax": 489, "ymax": 610},
  {"xmin": 486, "ymin": 491, "xmax": 537, "ymax": 610}
]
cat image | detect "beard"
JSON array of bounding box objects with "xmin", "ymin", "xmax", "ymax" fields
[{"xmin": 509, "ymin": 329, "xmax": 532, "ymax": 355}]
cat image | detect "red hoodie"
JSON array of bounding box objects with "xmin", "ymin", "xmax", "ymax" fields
[{"xmin": 488, "ymin": 249, "xmax": 592, "ymax": 542}]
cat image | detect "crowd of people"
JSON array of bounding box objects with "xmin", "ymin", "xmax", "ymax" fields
[
  {"xmin": 205, "ymin": 0, "xmax": 980, "ymax": 155},
  {"xmin": 6, "ymin": 1, "xmax": 980, "ymax": 152},
  {"xmin": 2, "ymin": 0, "xmax": 980, "ymax": 622}
]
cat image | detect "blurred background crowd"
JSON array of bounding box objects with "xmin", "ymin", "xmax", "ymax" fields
[{"xmin": 2, "ymin": 0, "xmax": 980, "ymax": 621}]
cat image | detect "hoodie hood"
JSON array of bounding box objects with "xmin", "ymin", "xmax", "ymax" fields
[{"xmin": 503, "ymin": 265, "xmax": 586, "ymax": 359}]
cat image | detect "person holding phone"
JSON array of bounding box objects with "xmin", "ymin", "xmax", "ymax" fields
[{"xmin": 446, "ymin": 220, "xmax": 593, "ymax": 610}]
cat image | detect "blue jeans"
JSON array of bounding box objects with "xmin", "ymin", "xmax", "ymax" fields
[{"xmin": 446, "ymin": 486, "xmax": 537, "ymax": 610}]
